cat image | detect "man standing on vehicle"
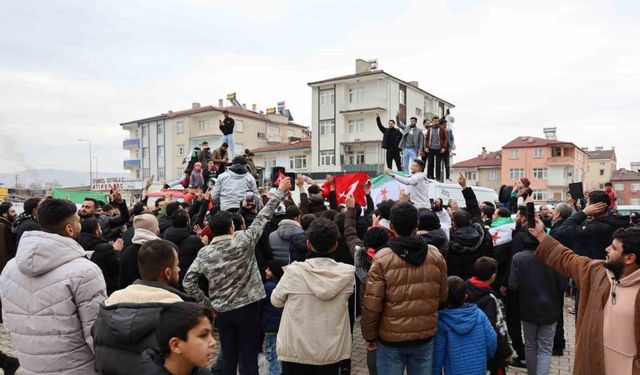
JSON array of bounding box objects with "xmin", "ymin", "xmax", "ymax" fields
[{"xmin": 219, "ymin": 110, "xmax": 236, "ymax": 158}]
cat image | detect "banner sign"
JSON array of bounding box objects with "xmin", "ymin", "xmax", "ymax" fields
[{"xmin": 91, "ymin": 177, "xmax": 124, "ymax": 191}]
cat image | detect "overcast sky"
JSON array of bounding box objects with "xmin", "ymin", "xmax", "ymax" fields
[{"xmin": 1, "ymin": 0, "xmax": 639, "ymax": 175}]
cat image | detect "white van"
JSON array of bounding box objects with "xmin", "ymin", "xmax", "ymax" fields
[{"xmin": 428, "ymin": 182, "xmax": 498, "ymax": 209}]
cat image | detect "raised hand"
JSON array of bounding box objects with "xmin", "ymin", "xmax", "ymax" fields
[
  {"xmin": 111, "ymin": 238, "xmax": 124, "ymax": 252},
  {"xmin": 457, "ymin": 173, "xmax": 467, "ymax": 188},
  {"xmin": 278, "ymin": 177, "xmax": 292, "ymax": 193},
  {"xmin": 345, "ymin": 194, "xmax": 355, "ymax": 208},
  {"xmin": 399, "ymin": 188, "xmax": 410, "ymax": 202},
  {"xmin": 584, "ymin": 202, "xmax": 608, "ymax": 217}
]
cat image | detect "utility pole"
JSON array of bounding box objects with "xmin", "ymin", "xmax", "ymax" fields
[{"xmin": 78, "ymin": 139, "xmax": 93, "ymax": 187}]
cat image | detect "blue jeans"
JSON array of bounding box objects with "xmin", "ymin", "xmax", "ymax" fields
[
  {"xmin": 376, "ymin": 339, "xmax": 434, "ymax": 375},
  {"xmin": 223, "ymin": 134, "xmax": 235, "ymax": 158},
  {"xmin": 523, "ymin": 321, "xmax": 556, "ymax": 375},
  {"xmin": 402, "ymin": 148, "xmax": 417, "ymax": 173},
  {"xmin": 264, "ymin": 334, "xmax": 280, "ymax": 375}
]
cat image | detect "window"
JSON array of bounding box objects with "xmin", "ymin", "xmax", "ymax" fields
[
  {"xmin": 552, "ymin": 147, "xmax": 562, "ymax": 157},
  {"xmin": 289, "ymin": 155, "xmax": 307, "ymax": 170},
  {"xmin": 157, "ymin": 123, "xmax": 164, "ymax": 136},
  {"xmin": 464, "ymin": 171, "xmax": 477, "ymax": 181},
  {"xmin": 320, "ymin": 120, "xmax": 335, "ymax": 136},
  {"xmin": 157, "ymin": 145, "xmax": 165, "ymax": 161},
  {"xmin": 600, "ymin": 169, "xmax": 605, "ymax": 176},
  {"xmin": 287, "ymin": 129, "xmax": 295, "ymax": 139},
  {"xmin": 415, "ymin": 108, "xmax": 422, "ymax": 117},
  {"xmin": 135, "ymin": 170, "xmax": 140, "ymax": 180},
  {"xmin": 235, "ymin": 120, "xmax": 244, "ymax": 132},
  {"xmin": 614, "ymin": 183, "xmax": 624, "ymax": 191},
  {"xmin": 157, "ymin": 167, "xmax": 165, "ymax": 179},
  {"xmin": 532, "ymin": 190, "xmax": 548, "ymax": 201},
  {"xmin": 631, "ymin": 198, "xmax": 640, "ymax": 206},
  {"xmin": 488, "ymin": 169, "xmax": 498, "ymax": 181},
  {"xmin": 142, "ymin": 147, "xmax": 149, "ymax": 159},
  {"xmin": 533, "ymin": 148, "xmax": 543, "ymax": 158},
  {"xmin": 143, "ymin": 168, "xmax": 151, "ymax": 179},
  {"xmin": 348, "ymin": 87, "xmax": 365, "ymax": 103},
  {"xmin": 347, "ymin": 153, "xmax": 365, "ymax": 165},
  {"xmin": 177, "ymin": 168, "xmax": 184, "ymax": 178},
  {"xmin": 510, "ymin": 168, "xmax": 525, "ymax": 180},
  {"xmin": 264, "ymin": 158, "xmax": 277, "ymax": 169},
  {"xmin": 197, "ymin": 120, "xmax": 209, "ymax": 131},
  {"xmin": 320, "ymin": 151, "xmax": 335, "ymax": 166},
  {"xmin": 267, "ymin": 126, "xmax": 280, "ymax": 139},
  {"xmin": 399, "ymin": 90, "xmax": 405, "ymax": 105},
  {"xmin": 142, "ymin": 125, "xmax": 148, "ymax": 138},
  {"xmin": 176, "ymin": 121, "xmax": 185, "ymax": 134},
  {"xmin": 320, "ymin": 91, "xmax": 335, "ymax": 106},
  {"xmin": 533, "ymin": 168, "xmax": 548, "ymax": 179},
  {"xmin": 509, "ymin": 150, "xmax": 519, "ymax": 159},
  {"xmin": 348, "ymin": 119, "xmax": 365, "ymax": 134},
  {"xmin": 632, "ymin": 184, "xmax": 640, "ymax": 192},
  {"xmin": 177, "ymin": 144, "xmax": 185, "ymax": 156}
]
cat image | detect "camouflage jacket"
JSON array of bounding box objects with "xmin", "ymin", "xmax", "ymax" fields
[{"xmin": 183, "ymin": 190, "xmax": 284, "ymax": 312}]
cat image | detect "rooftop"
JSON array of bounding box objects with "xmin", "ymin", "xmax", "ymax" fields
[
  {"xmin": 307, "ymin": 70, "xmax": 455, "ymax": 108},
  {"xmin": 587, "ymin": 149, "xmax": 616, "ymax": 161},
  {"xmin": 502, "ymin": 136, "xmax": 580, "ymax": 150},
  {"xmin": 453, "ymin": 150, "xmax": 502, "ymax": 168},
  {"xmin": 251, "ymin": 140, "xmax": 311, "ymax": 153},
  {"xmin": 611, "ymin": 168, "xmax": 640, "ymax": 181}
]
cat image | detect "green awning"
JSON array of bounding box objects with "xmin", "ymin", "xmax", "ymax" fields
[{"xmin": 51, "ymin": 188, "xmax": 109, "ymax": 205}]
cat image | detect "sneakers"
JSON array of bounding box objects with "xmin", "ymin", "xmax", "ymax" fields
[
  {"xmin": 0, "ymin": 352, "xmax": 19, "ymax": 375},
  {"xmin": 509, "ymin": 357, "xmax": 527, "ymax": 368}
]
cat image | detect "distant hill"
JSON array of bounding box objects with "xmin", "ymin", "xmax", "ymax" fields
[{"xmin": 0, "ymin": 169, "xmax": 127, "ymax": 188}]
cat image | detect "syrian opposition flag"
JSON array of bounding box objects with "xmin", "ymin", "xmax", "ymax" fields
[
  {"xmin": 370, "ymin": 173, "xmax": 405, "ymax": 205},
  {"xmin": 488, "ymin": 217, "xmax": 516, "ymax": 246},
  {"xmin": 322, "ymin": 172, "xmax": 369, "ymax": 206}
]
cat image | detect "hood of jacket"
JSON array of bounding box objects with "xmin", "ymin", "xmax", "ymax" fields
[
  {"xmin": 162, "ymin": 226, "xmax": 193, "ymax": 244},
  {"xmin": 606, "ymin": 267, "xmax": 640, "ymax": 287},
  {"xmin": 228, "ymin": 164, "xmax": 248, "ymax": 175},
  {"xmin": 438, "ymin": 304, "xmax": 483, "ymax": 336},
  {"xmin": 16, "ymin": 231, "xmax": 87, "ymax": 277},
  {"xmin": 386, "ymin": 236, "xmax": 428, "ymax": 266},
  {"xmin": 76, "ymin": 232, "xmax": 108, "ymax": 250},
  {"xmin": 295, "ymin": 257, "xmax": 354, "ymax": 300},
  {"xmin": 133, "ymin": 228, "xmax": 159, "ymax": 245},
  {"xmin": 450, "ymin": 223, "xmax": 485, "ymax": 253},
  {"xmin": 277, "ymin": 219, "xmax": 304, "ymax": 240},
  {"xmin": 417, "ymin": 228, "xmax": 447, "ymax": 248}
]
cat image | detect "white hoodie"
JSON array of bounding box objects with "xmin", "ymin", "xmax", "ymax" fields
[{"xmin": 271, "ymin": 257, "xmax": 355, "ymax": 365}]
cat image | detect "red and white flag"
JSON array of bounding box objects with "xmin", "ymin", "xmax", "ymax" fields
[{"xmin": 322, "ymin": 172, "xmax": 369, "ymax": 206}]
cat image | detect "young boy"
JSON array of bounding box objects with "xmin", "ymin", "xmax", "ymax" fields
[
  {"xmin": 433, "ymin": 276, "xmax": 497, "ymax": 375},
  {"xmin": 139, "ymin": 302, "xmax": 216, "ymax": 375},
  {"xmin": 271, "ymin": 218, "xmax": 355, "ymax": 375},
  {"xmin": 466, "ymin": 257, "xmax": 513, "ymax": 375},
  {"xmin": 262, "ymin": 261, "xmax": 284, "ymax": 375}
]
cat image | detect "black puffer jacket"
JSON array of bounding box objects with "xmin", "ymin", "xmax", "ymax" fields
[
  {"xmin": 269, "ymin": 220, "xmax": 305, "ymax": 266},
  {"xmin": 447, "ymin": 223, "xmax": 492, "ymax": 280},
  {"xmin": 138, "ymin": 348, "xmax": 213, "ymax": 375},
  {"xmin": 563, "ymin": 211, "xmax": 629, "ymax": 259},
  {"xmin": 417, "ymin": 228, "xmax": 449, "ymax": 257},
  {"xmin": 76, "ymin": 232, "xmax": 120, "ymax": 295},
  {"xmin": 162, "ymin": 226, "xmax": 204, "ymax": 288},
  {"xmin": 92, "ymin": 281, "xmax": 195, "ymax": 375},
  {"xmin": 549, "ymin": 218, "xmax": 573, "ymax": 248},
  {"xmin": 376, "ymin": 116, "xmax": 403, "ymax": 150}
]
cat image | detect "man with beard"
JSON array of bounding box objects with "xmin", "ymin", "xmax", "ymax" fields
[
  {"xmin": 0, "ymin": 198, "xmax": 107, "ymax": 374},
  {"xmin": 92, "ymin": 239, "xmax": 195, "ymax": 375},
  {"xmin": 78, "ymin": 190, "xmax": 130, "ymax": 240},
  {"xmin": 0, "ymin": 202, "xmax": 17, "ymax": 272},
  {"xmin": 530, "ymin": 220, "xmax": 640, "ymax": 375}
]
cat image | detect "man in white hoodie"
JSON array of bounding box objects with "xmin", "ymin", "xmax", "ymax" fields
[
  {"xmin": 0, "ymin": 198, "xmax": 107, "ymax": 375},
  {"xmin": 271, "ymin": 218, "xmax": 355, "ymax": 375}
]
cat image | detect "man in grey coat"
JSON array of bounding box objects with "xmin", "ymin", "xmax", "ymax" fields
[
  {"xmin": 396, "ymin": 111, "xmax": 425, "ymax": 173},
  {"xmin": 0, "ymin": 198, "xmax": 107, "ymax": 375}
]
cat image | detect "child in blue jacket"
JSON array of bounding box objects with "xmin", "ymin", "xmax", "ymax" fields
[
  {"xmin": 261, "ymin": 261, "xmax": 284, "ymax": 375},
  {"xmin": 433, "ymin": 276, "xmax": 497, "ymax": 375}
]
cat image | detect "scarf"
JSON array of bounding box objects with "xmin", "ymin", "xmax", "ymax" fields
[{"xmin": 11, "ymin": 212, "xmax": 36, "ymax": 234}]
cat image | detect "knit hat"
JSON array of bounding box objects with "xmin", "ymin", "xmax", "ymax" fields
[
  {"xmin": 418, "ymin": 211, "xmax": 441, "ymax": 231},
  {"xmin": 133, "ymin": 214, "xmax": 159, "ymax": 234},
  {"xmin": 267, "ymin": 260, "xmax": 285, "ymax": 280},
  {"xmin": 520, "ymin": 177, "xmax": 531, "ymax": 187}
]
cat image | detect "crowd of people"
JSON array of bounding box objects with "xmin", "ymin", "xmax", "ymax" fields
[{"xmin": 1, "ymin": 126, "xmax": 640, "ymax": 375}]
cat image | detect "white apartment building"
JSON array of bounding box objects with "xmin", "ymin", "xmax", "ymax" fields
[{"xmin": 307, "ymin": 59, "xmax": 455, "ymax": 176}]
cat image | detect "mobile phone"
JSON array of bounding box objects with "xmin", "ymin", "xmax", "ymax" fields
[
  {"xmin": 526, "ymin": 202, "xmax": 536, "ymax": 228},
  {"xmin": 285, "ymin": 172, "xmax": 296, "ymax": 191},
  {"xmin": 245, "ymin": 191, "xmax": 255, "ymax": 204}
]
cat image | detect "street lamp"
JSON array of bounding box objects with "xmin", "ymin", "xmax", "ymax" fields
[{"xmin": 78, "ymin": 139, "xmax": 92, "ymax": 187}]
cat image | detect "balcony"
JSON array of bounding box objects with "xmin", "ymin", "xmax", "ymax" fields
[
  {"xmin": 343, "ymin": 163, "xmax": 384, "ymax": 174},
  {"xmin": 123, "ymin": 159, "xmax": 141, "ymax": 169},
  {"xmin": 123, "ymin": 138, "xmax": 140, "ymax": 149},
  {"xmin": 547, "ymin": 156, "xmax": 573, "ymax": 166}
]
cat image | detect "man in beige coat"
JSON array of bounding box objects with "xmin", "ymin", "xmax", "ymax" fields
[
  {"xmin": 529, "ymin": 217, "xmax": 640, "ymax": 375},
  {"xmin": 271, "ymin": 218, "xmax": 355, "ymax": 375}
]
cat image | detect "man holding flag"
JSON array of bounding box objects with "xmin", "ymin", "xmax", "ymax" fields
[{"xmin": 384, "ymin": 159, "xmax": 431, "ymax": 210}]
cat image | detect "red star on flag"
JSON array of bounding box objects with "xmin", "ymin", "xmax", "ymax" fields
[{"xmin": 491, "ymin": 231, "xmax": 500, "ymax": 245}]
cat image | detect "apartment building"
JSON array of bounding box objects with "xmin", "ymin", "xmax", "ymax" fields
[
  {"xmin": 251, "ymin": 140, "xmax": 312, "ymax": 180},
  {"xmin": 585, "ymin": 147, "xmax": 617, "ymax": 191},
  {"xmin": 451, "ymin": 148, "xmax": 502, "ymax": 191},
  {"xmin": 611, "ymin": 164, "xmax": 640, "ymax": 206},
  {"xmin": 121, "ymin": 100, "xmax": 309, "ymax": 182},
  {"xmin": 501, "ymin": 128, "xmax": 588, "ymax": 203},
  {"xmin": 307, "ymin": 59, "xmax": 455, "ymax": 176}
]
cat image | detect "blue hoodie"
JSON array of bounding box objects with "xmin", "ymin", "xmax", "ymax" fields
[{"xmin": 432, "ymin": 304, "xmax": 497, "ymax": 375}]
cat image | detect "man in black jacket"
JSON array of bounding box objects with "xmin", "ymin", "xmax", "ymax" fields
[
  {"xmin": 219, "ymin": 110, "xmax": 236, "ymax": 157},
  {"xmin": 376, "ymin": 113, "xmax": 403, "ymax": 171},
  {"xmin": 92, "ymin": 239, "xmax": 195, "ymax": 375},
  {"xmin": 11, "ymin": 196, "xmax": 42, "ymax": 247},
  {"xmin": 79, "ymin": 190, "xmax": 130, "ymax": 240},
  {"xmin": 162, "ymin": 210, "xmax": 206, "ymax": 289},
  {"xmin": 78, "ymin": 218, "xmax": 123, "ymax": 295}
]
